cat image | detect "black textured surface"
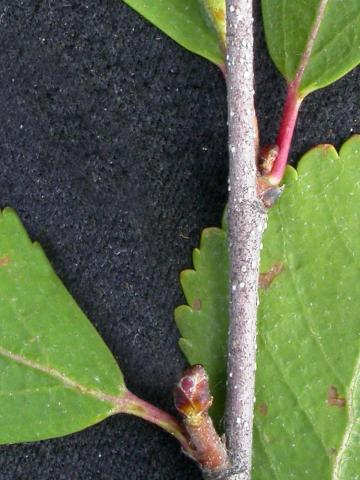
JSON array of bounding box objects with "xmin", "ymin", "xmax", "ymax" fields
[{"xmin": 0, "ymin": 1, "xmax": 359, "ymax": 479}]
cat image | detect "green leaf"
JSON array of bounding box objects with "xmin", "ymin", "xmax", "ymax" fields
[
  {"xmin": 0, "ymin": 209, "xmax": 125, "ymax": 443},
  {"xmin": 262, "ymin": 0, "xmax": 360, "ymax": 96},
  {"xmin": 176, "ymin": 136, "xmax": 360, "ymax": 478},
  {"xmin": 175, "ymin": 224, "xmax": 229, "ymax": 425},
  {"xmin": 121, "ymin": 0, "xmax": 225, "ymax": 66}
]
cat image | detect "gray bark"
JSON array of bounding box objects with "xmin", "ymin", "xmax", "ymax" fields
[{"xmin": 225, "ymin": 1, "xmax": 266, "ymax": 479}]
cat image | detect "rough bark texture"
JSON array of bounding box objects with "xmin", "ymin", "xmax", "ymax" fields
[{"xmin": 225, "ymin": 1, "xmax": 266, "ymax": 479}]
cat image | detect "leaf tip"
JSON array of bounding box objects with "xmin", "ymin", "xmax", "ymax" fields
[
  {"xmin": 179, "ymin": 268, "xmax": 196, "ymax": 288},
  {"xmin": 200, "ymin": 227, "xmax": 225, "ymax": 246},
  {"xmin": 1, "ymin": 207, "xmax": 21, "ymax": 224},
  {"xmin": 339, "ymin": 134, "xmax": 360, "ymax": 157}
]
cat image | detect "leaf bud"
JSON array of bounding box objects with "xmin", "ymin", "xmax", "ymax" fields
[{"xmin": 173, "ymin": 365, "xmax": 213, "ymax": 426}]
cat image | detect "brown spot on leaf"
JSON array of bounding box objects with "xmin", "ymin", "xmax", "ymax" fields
[
  {"xmin": 0, "ymin": 255, "xmax": 10, "ymax": 267},
  {"xmin": 192, "ymin": 298, "xmax": 202, "ymax": 311},
  {"xmin": 329, "ymin": 447, "xmax": 337, "ymax": 457},
  {"xmin": 258, "ymin": 402, "xmax": 268, "ymax": 416},
  {"xmin": 213, "ymin": 8, "xmax": 225, "ymax": 21},
  {"xmin": 259, "ymin": 263, "xmax": 283, "ymax": 288},
  {"xmin": 327, "ymin": 385, "xmax": 346, "ymax": 408}
]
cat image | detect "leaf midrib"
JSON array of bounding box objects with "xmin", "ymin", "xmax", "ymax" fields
[
  {"xmin": 293, "ymin": 0, "xmax": 329, "ymax": 92},
  {"xmin": 333, "ymin": 353, "xmax": 360, "ymax": 479},
  {"xmin": 0, "ymin": 346, "xmax": 123, "ymax": 408}
]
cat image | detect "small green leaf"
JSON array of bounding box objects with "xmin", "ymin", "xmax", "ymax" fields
[
  {"xmin": 0, "ymin": 209, "xmax": 125, "ymax": 443},
  {"xmin": 262, "ymin": 0, "xmax": 360, "ymax": 96},
  {"xmin": 121, "ymin": 0, "xmax": 224, "ymax": 66},
  {"xmin": 175, "ymin": 225, "xmax": 229, "ymax": 426},
  {"xmin": 176, "ymin": 136, "xmax": 360, "ymax": 478}
]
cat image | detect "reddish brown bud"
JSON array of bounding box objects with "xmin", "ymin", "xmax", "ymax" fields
[
  {"xmin": 174, "ymin": 365, "xmax": 213, "ymax": 426},
  {"xmin": 174, "ymin": 365, "xmax": 229, "ymax": 472},
  {"xmin": 258, "ymin": 144, "xmax": 279, "ymax": 175}
]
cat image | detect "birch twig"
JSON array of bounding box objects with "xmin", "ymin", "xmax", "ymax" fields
[{"xmin": 225, "ymin": 1, "xmax": 266, "ymax": 478}]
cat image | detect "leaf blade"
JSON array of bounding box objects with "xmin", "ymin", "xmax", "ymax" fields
[
  {"xmin": 122, "ymin": 0, "xmax": 224, "ymax": 65},
  {"xmin": 262, "ymin": 0, "xmax": 360, "ymax": 96},
  {"xmin": 0, "ymin": 209, "xmax": 125, "ymax": 443}
]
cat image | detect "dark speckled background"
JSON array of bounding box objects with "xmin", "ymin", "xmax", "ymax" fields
[{"xmin": 0, "ymin": 1, "xmax": 359, "ymax": 479}]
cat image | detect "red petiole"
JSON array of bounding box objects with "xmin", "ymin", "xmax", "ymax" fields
[{"xmin": 266, "ymin": 81, "xmax": 303, "ymax": 185}]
